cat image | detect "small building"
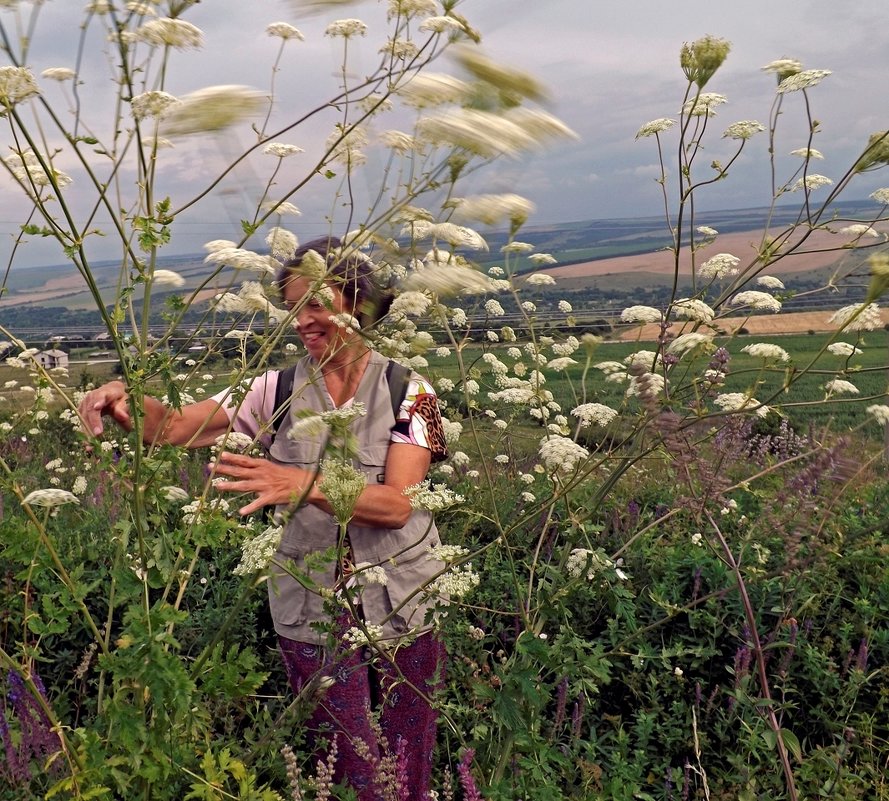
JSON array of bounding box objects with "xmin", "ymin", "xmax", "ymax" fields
[{"xmin": 34, "ymin": 349, "xmax": 69, "ymax": 369}]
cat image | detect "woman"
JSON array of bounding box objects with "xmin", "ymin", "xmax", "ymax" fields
[{"xmin": 79, "ymin": 237, "xmax": 449, "ymax": 801}]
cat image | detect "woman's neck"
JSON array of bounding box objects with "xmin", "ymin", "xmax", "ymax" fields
[{"xmin": 319, "ymin": 346, "xmax": 371, "ymax": 406}]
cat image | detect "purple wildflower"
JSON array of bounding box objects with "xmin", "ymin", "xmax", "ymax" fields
[
  {"xmin": 855, "ymin": 638, "xmax": 869, "ymax": 672},
  {"xmin": 456, "ymin": 749, "xmax": 482, "ymax": 801},
  {"xmin": 553, "ymin": 676, "xmax": 568, "ymax": 734}
]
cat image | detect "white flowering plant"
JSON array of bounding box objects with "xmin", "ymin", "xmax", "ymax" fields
[{"xmin": 1, "ymin": 12, "xmax": 888, "ymax": 801}]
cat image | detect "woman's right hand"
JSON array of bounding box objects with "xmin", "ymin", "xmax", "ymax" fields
[{"xmin": 78, "ymin": 381, "xmax": 132, "ymax": 436}]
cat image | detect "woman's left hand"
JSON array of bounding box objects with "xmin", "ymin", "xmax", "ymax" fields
[{"xmin": 211, "ymin": 451, "xmax": 316, "ymax": 516}]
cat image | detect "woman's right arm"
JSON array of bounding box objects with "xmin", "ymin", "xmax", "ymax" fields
[{"xmin": 79, "ymin": 380, "xmax": 232, "ymax": 448}]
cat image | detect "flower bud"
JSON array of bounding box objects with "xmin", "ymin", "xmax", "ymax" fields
[{"xmin": 680, "ymin": 35, "xmax": 731, "ymax": 88}]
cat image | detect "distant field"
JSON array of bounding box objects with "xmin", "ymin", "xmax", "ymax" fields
[
  {"xmin": 544, "ymin": 226, "xmax": 874, "ymax": 281},
  {"xmin": 617, "ymin": 309, "xmax": 889, "ymax": 339}
]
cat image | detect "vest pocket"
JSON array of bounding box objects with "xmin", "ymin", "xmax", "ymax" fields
[
  {"xmin": 269, "ymin": 543, "xmax": 336, "ymax": 629},
  {"xmin": 362, "ymin": 553, "xmax": 442, "ymax": 635}
]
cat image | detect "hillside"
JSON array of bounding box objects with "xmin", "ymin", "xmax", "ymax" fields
[{"xmin": 1, "ymin": 199, "xmax": 885, "ymax": 338}]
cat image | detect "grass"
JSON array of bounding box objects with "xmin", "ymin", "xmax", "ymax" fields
[{"xmin": 425, "ymin": 331, "xmax": 889, "ymax": 436}]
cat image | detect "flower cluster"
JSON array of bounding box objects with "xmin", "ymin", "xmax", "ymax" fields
[
  {"xmin": 731, "ymin": 291, "xmax": 781, "ymax": 313},
  {"xmin": 233, "ymin": 526, "xmax": 283, "ymax": 576},
  {"xmin": 318, "ymin": 459, "xmax": 367, "ymax": 526},
  {"xmin": 571, "ymin": 403, "xmax": 618, "ymax": 428},
  {"xmin": 0, "ymin": 65, "xmax": 39, "ymax": 107},
  {"xmin": 566, "ymin": 548, "xmax": 625, "ymax": 582},
  {"xmin": 829, "ymin": 303, "xmax": 882, "ymax": 332},
  {"xmin": 405, "ymin": 481, "xmax": 465, "ymax": 512},
  {"xmin": 538, "ymin": 435, "xmax": 589, "ymax": 476},
  {"xmin": 427, "ymin": 563, "xmax": 480, "ymax": 599},
  {"xmin": 699, "ymin": 252, "xmax": 740, "ymax": 279},
  {"xmin": 741, "ymin": 343, "xmax": 790, "ymax": 362}
]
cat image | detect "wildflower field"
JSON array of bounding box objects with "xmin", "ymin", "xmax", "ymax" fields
[{"xmin": 1, "ymin": 1, "xmax": 888, "ymax": 799}]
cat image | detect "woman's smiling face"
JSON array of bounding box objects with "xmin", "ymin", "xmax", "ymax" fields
[{"xmin": 283, "ymin": 275, "xmax": 358, "ymax": 363}]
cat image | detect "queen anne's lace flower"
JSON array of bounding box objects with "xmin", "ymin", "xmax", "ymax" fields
[
  {"xmin": 827, "ymin": 342, "xmax": 861, "ymax": 357},
  {"xmin": 626, "ymin": 371, "xmax": 666, "ymax": 399},
  {"xmin": 131, "ymin": 90, "xmax": 179, "ymax": 120},
  {"xmin": 388, "ymin": 0, "xmax": 438, "ymax": 18},
  {"xmin": 263, "ymin": 142, "xmax": 304, "ymax": 158},
  {"xmin": 135, "ymin": 18, "xmax": 203, "ymax": 49},
  {"xmin": 325, "ymin": 19, "xmax": 368, "ymax": 38},
  {"xmin": 682, "ymin": 93, "xmax": 727, "ymax": 117},
  {"xmin": 714, "ymin": 393, "xmax": 769, "ymax": 417},
  {"xmin": 4, "ymin": 150, "xmax": 72, "ymax": 190},
  {"xmin": 0, "ymin": 66, "xmax": 39, "ymax": 106},
  {"xmin": 567, "ymin": 548, "xmax": 617, "ymax": 581},
  {"xmin": 723, "ymin": 120, "xmax": 765, "ymax": 140},
  {"xmin": 233, "ymin": 525, "xmax": 283, "ymax": 576},
  {"xmin": 840, "ymin": 224, "xmax": 881, "ymax": 239},
  {"xmin": 571, "ymin": 403, "xmax": 618, "ymax": 428},
  {"xmin": 319, "ymin": 459, "xmax": 367, "ymax": 525},
  {"xmin": 266, "ymin": 227, "xmax": 298, "ymax": 261},
  {"xmin": 870, "ymin": 188, "xmax": 889, "ymax": 205},
  {"xmin": 731, "ymin": 291, "xmax": 782, "ymax": 313},
  {"xmin": 449, "ymin": 193, "xmax": 535, "ymax": 227},
  {"xmin": 699, "ymin": 252, "xmax": 740, "ymax": 279},
  {"xmin": 484, "ymin": 299, "xmax": 505, "ymax": 317},
  {"xmin": 866, "ymin": 404, "xmax": 889, "ymax": 425},
  {"xmin": 380, "ymin": 130, "xmax": 417, "ymax": 153},
  {"xmin": 41, "ymin": 67, "xmax": 76, "ymax": 82},
  {"xmin": 152, "ymin": 269, "xmax": 185, "ymax": 288},
  {"xmin": 267, "ymin": 22, "xmax": 304, "ymax": 40},
  {"xmin": 419, "ymin": 15, "xmax": 465, "ymax": 33},
  {"xmin": 672, "ymin": 298, "xmax": 715, "ymax": 323},
  {"xmin": 162, "ymin": 86, "xmax": 264, "ymax": 136},
  {"xmin": 263, "ymin": 200, "xmax": 301, "ymax": 217},
  {"xmin": 635, "ymin": 117, "xmax": 675, "ymax": 138},
  {"xmin": 790, "ymin": 147, "xmax": 824, "ymax": 160},
  {"xmin": 344, "ymin": 624, "xmax": 385, "ymax": 647},
  {"xmin": 546, "ymin": 357, "xmax": 576, "ymax": 372},
  {"xmin": 823, "ymin": 379, "xmax": 859, "ymax": 396},
  {"xmin": 538, "ymin": 435, "xmax": 589, "ymax": 475},
  {"xmin": 829, "ymin": 303, "xmax": 882, "ymax": 331},
  {"xmin": 668, "ymin": 332, "xmax": 713, "ymax": 355},
  {"xmin": 22, "ymin": 488, "xmax": 79, "ymax": 508},
  {"xmin": 776, "ymin": 69, "xmax": 831, "ymax": 93},
  {"xmin": 791, "ymin": 174, "xmax": 833, "ymax": 192},
  {"xmin": 762, "ymin": 59, "xmax": 803, "ymax": 80},
  {"xmin": 405, "ymin": 481, "xmax": 464, "ymax": 512},
  {"xmin": 742, "ymin": 342, "xmax": 790, "ymax": 361},
  {"xmin": 621, "ymin": 305, "xmax": 663, "ymax": 324},
  {"xmin": 205, "ymin": 247, "xmax": 278, "ymax": 275},
  {"xmin": 427, "ymin": 563, "xmax": 479, "ymax": 598},
  {"xmin": 756, "ymin": 275, "xmax": 785, "ymax": 290},
  {"xmin": 160, "ymin": 486, "xmax": 189, "ymax": 503}
]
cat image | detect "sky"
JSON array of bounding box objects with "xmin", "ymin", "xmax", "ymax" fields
[{"xmin": 3, "ymin": 0, "xmax": 889, "ymax": 269}]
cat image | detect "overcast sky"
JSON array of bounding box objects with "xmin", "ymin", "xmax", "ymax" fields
[{"xmin": 3, "ymin": 0, "xmax": 889, "ymax": 268}]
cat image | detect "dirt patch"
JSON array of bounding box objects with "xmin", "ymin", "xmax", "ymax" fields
[
  {"xmin": 546, "ymin": 226, "xmax": 877, "ymax": 280},
  {"xmin": 618, "ymin": 309, "xmax": 889, "ymax": 340}
]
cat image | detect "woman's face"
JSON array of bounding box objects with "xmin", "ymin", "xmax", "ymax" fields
[{"xmin": 282, "ymin": 275, "xmax": 358, "ymax": 362}]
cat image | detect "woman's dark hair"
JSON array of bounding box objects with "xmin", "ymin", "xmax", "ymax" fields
[{"xmin": 275, "ymin": 236, "xmax": 392, "ymax": 327}]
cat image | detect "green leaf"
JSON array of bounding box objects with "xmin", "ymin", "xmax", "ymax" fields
[{"xmin": 780, "ymin": 728, "xmax": 803, "ymax": 762}]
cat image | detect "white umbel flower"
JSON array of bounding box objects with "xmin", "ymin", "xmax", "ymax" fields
[{"xmin": 22, "ymin": 488, "xmax": 80, "ymax": 508}]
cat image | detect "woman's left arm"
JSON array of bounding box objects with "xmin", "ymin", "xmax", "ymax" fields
[{"xmin": 213, "ymin": 442, "xmax": 430, "ymax": 527}]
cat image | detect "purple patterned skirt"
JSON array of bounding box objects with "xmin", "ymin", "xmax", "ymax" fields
[{"xmin": 279, "ymin": 620, "xmax": 445, "ymax": 801}]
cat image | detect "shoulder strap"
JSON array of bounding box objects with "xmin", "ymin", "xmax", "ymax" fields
[
  {"xmin": 385, "ymin": 359, "xmax": 411, "ymax": 421},
  {"xmin": 271, "ymin": 364, "xmax": 297, "ymax": 439}
]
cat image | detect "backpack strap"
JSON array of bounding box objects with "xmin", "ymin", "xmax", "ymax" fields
[
  {"xmin": 385, "ymin": 359, "xmax": 411, "ymax": 422},
  {"xmin": 271, "ymin": 364, "xmax": 297, "ymax": 440},
  {"xmin": 269, "ymin": 359, "xmax": 411, "ymax": 445}
]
